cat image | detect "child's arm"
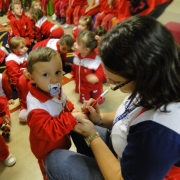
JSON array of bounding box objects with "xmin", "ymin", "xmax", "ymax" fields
[
  {"xmin": 2, "ymin": 73, "xmax": 13, "ymax": 100},
  {"xmin": 10, "ymin": 19, "xmax": 21, "ymax": 37}
]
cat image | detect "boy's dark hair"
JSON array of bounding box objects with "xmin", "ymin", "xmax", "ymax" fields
[
  {"xmin": 59, "ymin": 34, "xmax": 74, "ymax": 48},
  {"xmin": 100, "ymin": 15, "xmax": 180, "ymax": 111},
  {"xmin": 94, "ymin": 26, "xmax": 107, "ymax": 36},
  {"xmin": 79, "ymin": 16, "xmax": 93, "ymax": 31},
  {"xmin": 77, "ymin": 31, "xmax": 97, "ymax": 52},
  {"xmin": 30, "ymin": 8, "xmax": 43, "ymax": 21},
  {"xmin": 27, "ymin": 47, "xmax": 61, "ymax": 73}
]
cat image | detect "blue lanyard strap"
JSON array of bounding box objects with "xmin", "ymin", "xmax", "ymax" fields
[{"xmin": 113, "ymin": 98, "xmax": 136, "ymax": 126}]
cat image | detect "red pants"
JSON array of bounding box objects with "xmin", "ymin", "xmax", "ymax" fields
[
  {"xmin": 49, "ymin": 27, "xmax": 64, "ymax": 39},
  {"xmin": 0, "ymin": 135, "xmax": 9, "ymax": 162},
  {"xmin": 53, "ymin": 0, "xmax": 59, "ymax": 10},
  {"xmin": 41, "ymin": 0, "xmax": 49, "ymax": 14},
  {"xmin": 0, "ymin": 0, "xmax": 10, "ymax": 12},
  {"xmin": 81, "ymin": 6, "xmax": 100, "ymax": 17},
  {"xmin": 55, "ymin": 0, "xmax": 68, "ymax": 17},
  {"xmin": 94, "ymin": 12, "xmax": 115, "ymax": 30},
  {"xmin": 80, "ymin": 89, "xmax": 105, "ymax": 105},
  {"xmin": 0, "ymin": 97, "xmax": 10, "ymax": 125}
]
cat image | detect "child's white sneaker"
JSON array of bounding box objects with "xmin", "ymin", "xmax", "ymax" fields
[
  {"xmin": 4, "ymin": 154, "xmax": 16, "ymax": 167},
  {"xmin": 64, "ymin": 24, "xmax": 70, "ymax": 29},
  {"xmin": 52, "ymin": 14, "xmax": 56, "ymax": 21}
]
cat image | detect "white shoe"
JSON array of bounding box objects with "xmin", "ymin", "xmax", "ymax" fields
[
  {"xmin": 64, "ymin": 24, "xmax": 70, "ymax": 29},
  {"xmin": 4, "ymin": 154, "xmax": 16, "ymax": 167},
  {"xmin": 52, "ymin": 14, "xmax": 56, "ymax": 21},
  {"xmin": 52, "ymin": 13, "xmax": 56, "ymax": 18}
]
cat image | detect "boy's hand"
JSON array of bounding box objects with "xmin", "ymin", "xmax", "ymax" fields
[
  {"xmin": 8, "ymin": 99, "xmax": 14, "ymax": 105},
  {"xmin": 2, "ymin": 114, "xmax": 10, "ymax": 124},
  {"xmin": 86, "ymin": 74, "xmax": 99, "ymax": 84}
]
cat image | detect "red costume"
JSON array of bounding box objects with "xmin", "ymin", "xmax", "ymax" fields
[
  {"xmin": 72, "ymin": 27, "xmax": 79, "ymax": 41},
  {"xmin": 55, "ymin": 0, "xmax": 69, "ymax": 17},
  {"xmin": 66, "ymin": 0, "xmax": 87, "ymax": 26},
  {"xmin": 72, "ymin": 51, "xmax": 105, "ymax": 103},
  {"xmin": 0, "ymin": 0, "xmax": 10, "ymax": 14},
  {"xmin": 26, "ymin": 82, "xmax": 77, "ymax": 179},
  {"xmin": 94, "ymin": 0, "xmax": 118, "ymax": 30},
  {"xmin": 0, "ymin": 135, "xmax": 9, "ymax": 162},
  {"xmin": 34, "ymin": 17, "xmax": 64, "ymax": 42},
  {"xmin": 8, "ymin": 12, "xmax": 34, "ymax": 46}
]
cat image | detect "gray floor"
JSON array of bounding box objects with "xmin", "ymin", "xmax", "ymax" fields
[{"xmin": 0, "ymin": 1, "xmax": 180, "ymax": 179}]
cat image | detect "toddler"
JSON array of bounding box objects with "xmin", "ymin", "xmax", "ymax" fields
[
  {"xmin": 0, "ymin": 73, "xmax": 14, "ymax": 138},
  {"xmin": 94, "ymin": 0, "xmax": 118, "ymax": 30},
  {"xmin": 33, "ymin": 34, "xmax": 74, "ymax": 72},
  {"xmin": 7, "ymin": 2, "xmax": 34, "ymax": 46},
  {"xmin": 72, "ymin": 30, "xmax": 106, "ymax": 104},
  {"xmin": 73, "ymin": 16, "xmax": 93, "ymax": 42},
  {"xmin": 5, "ymin": 37, "xmax": 28, "ymax": 92},
  {"xmin": 63, "ymin": 0, "xmax": 87, "ymax": 29},
  {"xmin": 30, "ymin": 8, "xmax": 64, "ymax": 42},
  {"xmin": 25, "ymin": 47, "xmax": 78, "ymax": 180}
]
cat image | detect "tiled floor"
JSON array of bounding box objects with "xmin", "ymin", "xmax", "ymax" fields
[{"xmin": 0, "ymin": 1, "xmax": 180, "ymax": 179}]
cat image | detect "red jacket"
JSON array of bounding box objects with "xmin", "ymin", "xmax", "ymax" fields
[
  {"xmin": 70, "ymin": 0, "xmax": 87, "ymax": 7},
  {"xmin": 9, "ymin": 13, "xmax": 34, "ymax": 46},
  {"xmin": 33, "ymin": 38, "xmax": 67, "ymax": 62},
  {"xmin": 5, "ymin": 52, "xmax": 28, "ymax": 87},
  {"xmin": 72, "ymin": 51, "xmax": 105, "ymax": 94},
  {"xmin": 72, "ymin": 27, "xmax": 79, "ymax": 42},
  {"xmin": 26, "ymin": 82, "xmax": 77, "ymax": 160},
  {"xmin": 117, "ymin": 0, "xmax": 173, "ymax": 22}
]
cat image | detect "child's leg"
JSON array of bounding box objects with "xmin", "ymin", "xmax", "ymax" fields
[
  {"xmin": 65, "ymin": 6, "xmax": 74, "ymax": 25},
  {"xmin": 55, "ymin": 1, "xmax": 60, "ymax": 17},
  {"xmin": 85, "ymin": 6, "xmax": 101, "ymax": 17},
  {"xmin": 73, "ymin": 5, "xmax": 81, "ymax": 26},
  {"xmin": 38, "ymin": 159, "xmax": 48, "ymax": 180},
  {"xmin": 91, "ymin": 89, "xmax": 105, "ymax": 105},
  {"xmin": 53, "ymin": 0, "xmax": 59, "ymax": 10},
  {"xmin": 59, "ymin": 1, "xmax": 69, "ymax": 18},
  {"xmin": 0, "ymin": 135, "xmax": 9, "ymax": 161},
  {"xmin": 50, "ymin": 27, "xmax": 64, "ymax": 39},
  {"xmin": 101, "ymin": 14, "xmax": 115, "ymax": 31},
  {"xmin": 94, "ymin": 12, "xmax": 106, "ymax": 29},
  {"xmin": 80, "ymin": 93, "xmax": 91, "ymax": 103}
]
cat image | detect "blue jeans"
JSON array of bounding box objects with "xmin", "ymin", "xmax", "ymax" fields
[{"xmin": 45, "ymin": 126, "xmax": 114, "ymax": 180}]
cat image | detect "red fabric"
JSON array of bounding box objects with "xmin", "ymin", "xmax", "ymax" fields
[
  {"xmin": 72, "ymin": 51, "xmax": 105, "ymax": 94},
  {"xmin": 55, "ymin": 0, "xmax": 68, "ymax": 17},
  {"xmin": 0, "ymin": 97, "xmax": 10, "ymax": 125},
  {"xmin": 99, "ymin": 0, "xmax": 118, "ymax": 15},
  {"xmin": 0, "ymin": 0, "xmax": 10, "ymax": 13},
  {"xmin": 53, "ymin": 0, "xmax": 59, "ymax": 9},
  {"xmin": 0, "ymin": 135, "xmax": 9, "ymax": 162},
  {"xmin": 72, "ymin": 27, "xmax": 79, "ymax": 42},
  {"xmin": 164, "ymin": 165, "xmax": 180, "ymax": 180},
  {"xmin": 18, "ymin": 74, "xmax": 29, "ymax": 110},
  {"xmin": 81, "ymin": 5, "xmax": 100, "ymax": 17},
  {"xmin": 117, "ymin": 0, "xmax": 173, "ymax": 22},
  {"xmin": 0, "ymin": 50, "xmax": 5, "ymax": 65}
]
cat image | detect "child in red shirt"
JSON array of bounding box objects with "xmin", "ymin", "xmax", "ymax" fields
[
  {"xmin": 0, "ymin": 0, "xmax": 10, "ymax": 16},
  {"xmin": 30, "ymin": 8, "xmax": 64, "ymax": 42},
  {"xmin": 8, "ymin": 2, "xmax": 34, "ymax": 46}
]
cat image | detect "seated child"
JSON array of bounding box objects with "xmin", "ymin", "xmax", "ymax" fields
[
  {"xmin": 63, "ymin": 0, "xmax": 87, "ymax": 29},
  {"xmin": 0, "ymin": 73, "xmax": 14, "ymax": 138},
  {"xmin": 72, "ymin": 30, "xmax": 106, "ymax": 104},
  {"xmin": 33, "ymin": 34, "xmax": 74, "ymax": 73},
  {"xmin": 24, "ymin": 47, "xmax": 79, "ymax": 180},
  {"xmin": 5, "ymin": 37, "xmax": 28, "ymax": 92},
  {"xmin": 30, "ymin": 8, "xmax": 64, "ymax": 42},
  {"xmin": 73, "ymin": 16, "xmax": 93, "ymax": 42},
  {"xmin": 7, "ymin": 2, "xmax": 34, "ymax": 46},
  {"xmin": 0, "ymin": 135, "xmax": 16, "ymax": 166}
]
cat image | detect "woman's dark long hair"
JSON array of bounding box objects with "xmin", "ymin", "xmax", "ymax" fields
[{"xmin": 99, "ymin": 15, "xmax": 180, "ymax": 111}]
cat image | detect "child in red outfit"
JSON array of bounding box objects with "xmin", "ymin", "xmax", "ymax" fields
[
  {"xmin": 72, "ymin": 31, "xmax": 106, "ymax": 104},
  {"xmin": 0, "ymin": 73, "xmax": 14, "ymax": 138},
  {"xmin": 93, "ymin": 0, "xmax": 118, "ymax": 30},
  {"xmin": 73, "ymin": 16, "xmax": 93, "ymax": 42},
  {"xmin": 8, "ymin": 2, "xmax": 34, "ymax": 46},
  {"xmin": 5, "ymin": 37, "xmax": 28, "ymax": 93},
  {"xmin": 25, "ymin": 47, "xmax": 82, "ymax": 180},
  {"xmin": 33, "ymin": 34, "xmax": 74, "ymax": 71},
  {"xmin": 30, "ymin": 8, "xmax": 64, "ymax": 42},
  {"xmin": 63, "ymin": 0, "xmax": 87, "ymax": 29},
  {"xmin": 0, "ymin": 0, "xmax": 10, "ymax": 16}
]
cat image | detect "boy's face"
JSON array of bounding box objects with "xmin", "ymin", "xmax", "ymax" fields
[
  {"xmin": 29, "ymin": 55, "xmax": 64, "ymax": 96},
  {"xmin": 12, "ymin": 4, "xmax": 23, "ymax": 17},
  {"xmin": 60, "ymin": 43, "xmax": 71, "ymax": 54},
  {"xmin": 78, "ymin": 19, "xmax": 88, "ymax": 31},
  {"xmin": 13, "ymin": 42, "xmax": 28, "ymax": 55},
  {"xmin": 33, "ymin": 3, "xmax": 41, "ymax": 10}
]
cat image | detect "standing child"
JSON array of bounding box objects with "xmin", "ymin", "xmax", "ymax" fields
[
  {"xmin": 54, "ymin": 0, "xmax": 69, "ymax": 24},
  {"xmin": 93, "ymin": 0, "xmax": 118, "ymax": 30},
  {"xmin": 0, "ymin": 73, "xmax": 14, "ymax": 138},
  {"xmin": 30, "ymin": 8, "xmax": 64, "ymax": 42},
  {"xmin": 5, "ymin": 37, "xmax": 28, "ymax": 93},
  {"xmin": 72, "ymin": 30, "xmax": 106, "ymax": 104},
  {"xmin": 73, "ymin": 16, "xmax": 93, "ymax": 42},
  {"xmin": 63, "ymin": 0, "xmax": 87, "ymax": 29},
  {"xmin": 0, "ymin": 0, "xmax": 10, "ymax": 16},
  {"xmin": 8, "ymin": 2, "xmax": 34, "ymax": 46},
  {"xmin": 25, "ymin": 47, "xmax": 78, "ymax": 180},
  {"xmin": 33, "ymin": 34, "xmax": 74, "ymax": 73}
]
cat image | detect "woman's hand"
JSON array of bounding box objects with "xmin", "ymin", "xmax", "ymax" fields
[{"xmin": 74, "ymin": 116, "xmax": 96, "ymax": 137}]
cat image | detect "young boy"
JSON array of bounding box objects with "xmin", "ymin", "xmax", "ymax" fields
[
  {"xmin": 25, "ymin": 47, "xmax": 78, "ymax": 180},
  {"xmin": 5, "ymin": 36, "xmax": 28, "ymax": 91},
  {"xmin": 33, "ymin": 34, "xmax": 74, "ymax": 73},
  {"xmin": 8, "ymin": 2, "xmax": 34, "ymax": 46}
]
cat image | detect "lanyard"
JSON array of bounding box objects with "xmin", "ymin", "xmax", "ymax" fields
[{"xmin": 113, "ymin": 98, "xmax": 136, "ymax": 126}]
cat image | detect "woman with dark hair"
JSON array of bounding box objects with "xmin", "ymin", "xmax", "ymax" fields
[{"xmin": 45, "ymin": 16, "xmax": 180, "ymax": 180}]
